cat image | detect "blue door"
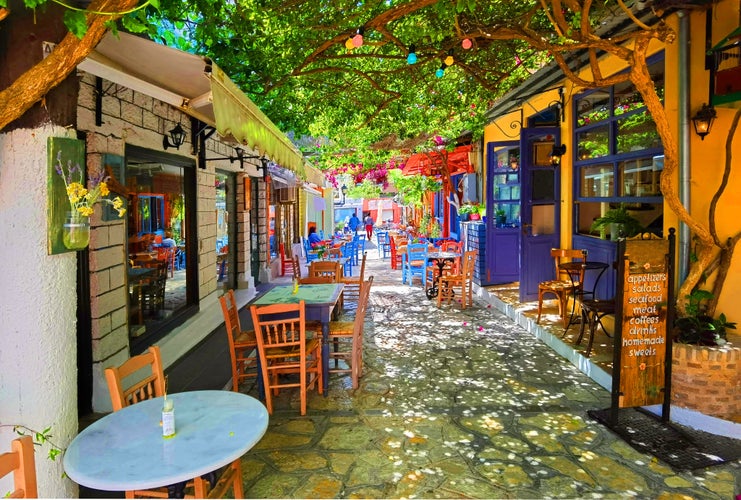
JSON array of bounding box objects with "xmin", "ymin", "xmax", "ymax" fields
[{"xmin": 519, "ymin": 127, "xmax": 562, "ymax": 302}]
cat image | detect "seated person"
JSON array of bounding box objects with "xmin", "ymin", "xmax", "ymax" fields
[
  {"xmin": 307, "ymin": 226, "xmax": 323, "ymax": 246},
  {"xmin": 161, "ymin": 230, "xmax": 177, "ymax": 248}
]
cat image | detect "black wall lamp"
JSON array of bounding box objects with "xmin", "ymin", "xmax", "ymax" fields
[
  {"xmin": 692, "ymin": 103, "xmax": 717, "ymax": 140},
  {"xmin": 335, "ymin": 184, "xmax": 348, "ymax": 206},
  {"xmin": 163, "ymin": 123, "xmax": 186, "ymax": 150},
  {"xmin": 549, "ymin": 144, "xmax": 567, "ymax": 166}
]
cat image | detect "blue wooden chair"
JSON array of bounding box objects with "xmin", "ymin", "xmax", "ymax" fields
[
  {"xmin": 353, "ymin": 234, "xmax": 366, "ymax": 265},
  {"xmin": 402, "ymin": 243, "xmax": 429, "ymax": 287},
  {"xmin": 376, "ymin": 231, "xmax": 390, "ymax": 259},
  {"xmin": 303, "ymin": 238, "xmax": 319, "ymax": 263}
]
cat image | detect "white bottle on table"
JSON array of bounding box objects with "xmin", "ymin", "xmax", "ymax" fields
[{"xmin": 162, "ymin": 397, "xmax": 175, "ymax": 438}]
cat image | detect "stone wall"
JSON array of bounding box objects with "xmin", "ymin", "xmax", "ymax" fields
[{"xmin": 671, "ymin": 338, "xmax": 740, "ymax": 422}]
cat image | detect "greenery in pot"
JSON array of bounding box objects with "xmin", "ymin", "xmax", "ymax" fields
[
  {"xmin": 590, "ymin": 204, "xmax": 643, "ymax": 240},
  {"xmin": 458, "ymin": 204, "xmax": 479, "ymax": 215},
  {"xmin": 674, "ymin": 289, "xmax": 736, "ymax": 346}
]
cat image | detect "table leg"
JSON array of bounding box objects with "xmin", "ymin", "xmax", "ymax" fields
[{"xmin": 322, "ymin": 320, "xmax": 330, "ymax": 395}]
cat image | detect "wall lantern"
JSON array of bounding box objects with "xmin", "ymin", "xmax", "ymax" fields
[
  {"xmin": 692, "ymin": 103, "xmax": 716, "ymax": 140},
  {"xmin": 163, "ymin": 123, "xmax": 186, "ymax": 150},
  {"xmin": 549, "ymin": 144, "xmax": 567, "ymax": 166}
]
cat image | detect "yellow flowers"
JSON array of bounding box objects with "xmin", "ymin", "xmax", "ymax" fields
[{"xmin": 55, "ymin": 151, "xmax": 126, "ymax": 218}]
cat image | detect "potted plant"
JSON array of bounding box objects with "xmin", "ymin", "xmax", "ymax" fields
[
  {"xmin": 671, "ymin": 289, "xmax": 739, "ymax": 420},
  {"xmin": 458, "ymin": 204, "xmax": 477, "ymax": 221},
  {"xmin": 590, "ymin": 205, "xmax": 643, "ymax": 240},
  {"xmin": 495, "ymin": 208, "xmax": 507, "ymax": 227},
  {"xmin": 674, "ymin": 289, "xmax": 736, "ymax": 346}
]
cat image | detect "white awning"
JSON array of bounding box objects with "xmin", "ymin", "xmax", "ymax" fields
[{"xmin": 78, "ymin": 32, "xmax": 313, "ymax": 178}]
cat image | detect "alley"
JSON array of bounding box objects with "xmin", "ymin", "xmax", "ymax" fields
[{"xmin": 237, "ymin": 253, "xmax": 740, "ymax": 499}]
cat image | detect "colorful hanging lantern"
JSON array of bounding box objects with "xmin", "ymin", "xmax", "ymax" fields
[
  {"xmin": 345, "ymin": 38, "xmax": 354, "ymax": 50},
  {"xmin": 462, "ymin": 38, "xmax": 472, "ymax": 49},
  {"xmin": 352, "ymin": 27, "xmax": 364, "ymax": 47},
  {"xmin": 435, "ymin": 64, "xmax": 445, "ymax": 78},
  {"xmin": 407, "ymin": 44, "xmax": 417, "ymax": 65},
  {"xmin": 444, "ymin": 49, "xmax": 454, "ymax": 66}
]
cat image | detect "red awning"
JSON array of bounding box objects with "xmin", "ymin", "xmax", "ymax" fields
[{"xmin": 401, "ymin": 144, "xmax": 474, "ymax": 177}]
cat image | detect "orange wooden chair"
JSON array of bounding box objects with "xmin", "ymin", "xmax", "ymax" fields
[
  {"xmin": 0, "ymin": 435, "xmax": 38, "ymax": 498},
  {"xmin": 437, "ymin": 250, "xmax": 477, "ymax": 310},
  {"xmin": 326, "ymin": 276, "xmax": 374, "ymax": 389},
  {"xmin": 249, "ymin": 301, "xmax": 322, "ymax": 416},
  {"xmin": 308, "ymin": 260, "xmax": 342, "ymax": 281},
  {"xmin": 341, "ymin": 252, "xmax": 367, "ymax": 309},
  {"xmin": 536, "ymin": 248, "xmax": 587, "ymax": 329},
  {"xmin": 291, "ymin": 255, "xmax": 302, "ymax": 279},
  {"xmin": 219, "ymin": 290, "xmax": 259, "ymax": 392},
  {"xmin": 104, "ymin": 346, "xmax": 243, "ymax": 498}
]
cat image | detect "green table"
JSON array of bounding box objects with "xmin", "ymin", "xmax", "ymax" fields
[{"xmin": 254, "ymin": 284, "xmax": 344, "ymax": 394}]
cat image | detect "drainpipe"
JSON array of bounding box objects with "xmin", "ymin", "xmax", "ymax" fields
[{"xmin": 677, "ymin": 10, "xmax": 691, "ymax": 284}]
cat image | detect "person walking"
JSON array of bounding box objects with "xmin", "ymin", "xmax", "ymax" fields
[
  {"xmin": 364, "ymin": 213, "xmax": 374, "ymax": 239},
  {"xmin": 348, "ymin": 212, "xmax": 360, "ymax": 234}
]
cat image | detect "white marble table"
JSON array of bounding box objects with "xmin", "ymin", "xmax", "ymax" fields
[{"xmin": 63, "ymin": 390, "xmax": 268, "ymax": 493}]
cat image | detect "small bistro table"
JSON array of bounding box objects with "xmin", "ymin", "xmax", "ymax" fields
[
  {"xmin": 425, "ymin": 251, "xmax": 461, "ymax": 299},
  {"xmin": 63, "ymin": 390, "xmax": 268, "ymax": 496},
  {"xmin": 558, "ymin": 260, "xmax": 610, "ymax": 331},
  {"xmin": 253, "ymin": 283, "xmax": 344, "ymax": 394}
]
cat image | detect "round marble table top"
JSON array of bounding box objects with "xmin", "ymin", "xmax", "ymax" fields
[{"xmin": 63, "ymin": 390, "xmax": 268, "ymax": 492}]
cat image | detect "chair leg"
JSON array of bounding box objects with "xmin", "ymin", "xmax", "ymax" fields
[{"xmin": 536, "ymin": 290, "xmax": 544, "ymax": 323}]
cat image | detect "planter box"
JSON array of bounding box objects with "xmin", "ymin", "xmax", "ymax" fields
[{"xmin": 671, "ymin": 336, "xmax": 740, "ymax": 422}]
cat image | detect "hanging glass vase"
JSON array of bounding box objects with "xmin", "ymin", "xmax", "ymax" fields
[{"xmin": 63, "ymin": 211, "xmax": 90, "ymax": 250}]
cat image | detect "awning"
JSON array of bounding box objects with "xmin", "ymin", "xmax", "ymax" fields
[
  {"xmin": 401, "ymin": 144, "xmax": 474, "ymax": 177},
  {"xmin": 78, "ymin": 32, "xmax": 306, "ymax": 177}
]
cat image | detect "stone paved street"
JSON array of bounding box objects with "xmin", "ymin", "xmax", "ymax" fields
[{"xmin": 238, "ymin": 251, "xmax": 740, "ymax": 499}]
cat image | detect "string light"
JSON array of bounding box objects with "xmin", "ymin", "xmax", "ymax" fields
[
  {"xmin": 435, "ymin": 63, "xmax": 446, "ymax": 78},
  {"xmin": 345, "ymin": 38, "xmax": 354, "ymax": 50},
  {"xmin": 444, "ymin": 49, "xmax": 454, "ymax": 66},
  {"xmin": 462, "ymin": 38, "xmax": 472, "ymax": 49},
  {"xmin": 407, "ymin": 44, "xmax": 417, "ymax": 65},
  {"xmin": 352, "ymin": 27, "xmax": 364, "ymax": 47}
]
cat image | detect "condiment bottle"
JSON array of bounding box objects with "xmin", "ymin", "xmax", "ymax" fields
[{"xmin": 162, "ymin": 397, "xmax": 175, "ymax": 438}]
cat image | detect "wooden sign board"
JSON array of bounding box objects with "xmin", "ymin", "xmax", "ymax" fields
[{"xmin": 617, "ymin": 238, "xmax": 670, "ymax": 408}]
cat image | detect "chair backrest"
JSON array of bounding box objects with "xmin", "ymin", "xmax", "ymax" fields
[
  {"xmin": 299, "ymin": 276, "xmax": 336, "ymax": 284},
  {"xmin": 353, "ymin": 276, "xmax": 374, "ymax": 334},
  {"xmin": 376, "ymin": 231, "xmax": 388, "ymax": 246},
  {"xmin": 309, "ymin": 260, "xmax": 341, "ymax": 281},
  {"xmin": 249, "ymin": 301, "xmax": 306, "ymax": 353},
  {"xmin": 218, "ymin": 289, "xmax": 246, "ymax": 392},
  {"xmin": 105, "ymin": 346, "xmax": 166, "ymax": 411},
  {"xmin": 291, "ymin": 255, "xmax": 302, "ymax": 278},
  {"xmin": 461, "ymin": 249, "xmax": 477, "ymax": 280},
  {"xmin": 357, "ymin": 252, "xmax": 367, "ymax": 280},
  {"xmin": 0, "ymin": 436, "xmax": 37, "ymax": 498},
  {"xmin": 440, "ymin": 240, "xmax": 462, "ymax": 253},
  {"xmin": 406, "ymin": 243, "xmax": 429, "ymax": 265},
  {"xmin": 552, "ymin": 248, "xmax": 587, "ymax": 280}
]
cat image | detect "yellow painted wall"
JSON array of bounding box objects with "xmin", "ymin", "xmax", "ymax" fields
[{"xmin": 481, "ymin": 0, "xmax": 741, "ymax": 322}]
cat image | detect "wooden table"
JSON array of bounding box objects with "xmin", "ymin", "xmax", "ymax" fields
[
  {"xmin": 63, "ymin": 391, "xmax": 268, "ymax": 496},
  {"xmin": 425, "ymin": 251, "xmax": 461, "ymax": 299},
  {"xmin": 254, "ymin": 283, "xmax": 344, "ymax": 394}
]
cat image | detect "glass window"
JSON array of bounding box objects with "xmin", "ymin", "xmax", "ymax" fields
[
  {"xmin": 581, "ymin": 164, "xmax": 614, "ymax": 198},
  {"xmin": 573, "ymin": 54, "xmax": 665, "ymax": 238},
  {"xmin": 577, "ymin": 125, "xmax": 610, "ymax": 160},
  {"xmin": 490, "ymin": 145, "xmax": 520, "ymax": 228},
  {"xmin": 125, "ymin": 148, "xmax": 195, "ymax": 350},
  {"xmin": 616, "ymin": 110, "xmax": 662, "ymax": 153}
]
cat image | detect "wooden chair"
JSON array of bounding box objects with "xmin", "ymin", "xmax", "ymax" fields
[
  {"xmin": 249, "ymin": 301, "xmax": 322, "ymax": 415},
  {"xmin": 375, "ymin": 231, "xmax": 390, "ymax": 259},
  {"xmin": 0, "ymin": 435, "xmax": 38, "ymax": 498},
  {"xmin": 388, "ymin": 236, "xmax": 403, "ymax": 269},
  {"xmin": 156, "ymin": 246, "xmax": 177, "ymax": 277},
  {"xmin": 291, "ymin": 255, "xmax": 302, "ymax": 278},
  {"xmin": 341, "ymin": 252, "xmax": 366, "ymax": 309},
  {"xmin": 104, "ymin": 346, "xmax": 243, "ymax": 499},
  {"xmin": 141, "ymin": 262, "xmax": 167, "ymax": 317},
  {"xmin": 402, "ymin": 243, "xmax": 429, "ymax": 287},
  {"xmin": 219, "ymin": 290, "xmax": 259, "ymax": 392},
  {"xmin": 308, "ymin": 260, "xmax": 342, "ymax": 281},
  {"xmin": 326, "ymin": 276, "xmax": 374, "ymax": 389},
  {"xmin": 437, "ymin": 250, "xmax": 477, "ymax": 310},
  {"xmin": 536, "ymin": 248, "xmax": 587, "ymax": 329},
  {"xmin": 279, "ymin": 243, "xmax": 294, "ymax": 277}
]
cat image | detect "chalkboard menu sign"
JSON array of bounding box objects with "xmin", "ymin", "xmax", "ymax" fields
[{"xmin": 617, "ymin": 237, "xmax": 671, "ymax": 408}]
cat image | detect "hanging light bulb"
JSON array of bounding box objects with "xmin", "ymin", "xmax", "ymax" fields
[
  {"xmin": 444, "ymin": 49, "xmax": 454, "ymax": 66},
  {"xmin": 352, "ymin": 27, "xmax": 364, "ymax": 47},
  {"xmin": 435, "ymin": 64, "xmax": 446, "ymax": 78},
  {"xmin": 345, "ymin": 37, "xmax": 354, "ymax": 50},
  {"xmin": 406, "ymin": 44, "xmax": 417, "ymax": 65},
  {"xmin": 462, "ymin": 38, "xmax": 472, "ymax": 50}
]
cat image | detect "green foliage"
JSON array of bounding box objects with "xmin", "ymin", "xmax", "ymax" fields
[
  {"xmin": 347, "ymin": 180, "xmax": 382, "ymax": 200},
  {"xmin": 458, "ymin": 203, "xmax": 479, "ymax": 215},
  {"xmin": 6, "ymin": 424, "xmax": 64, "ymax": 461},
  {"xmin": 63, "ymin": 10, "xmax": 88, "ymax": 38},
  {"xmin": 674, "ymin": 290, "xmax": 736, "ymax": 346},
  {"xmin": 590, "ymin": 204, "xmax": 643, "ymax": 237},
  {"xmin": 389, "ymin": 170, "xmax": 440, "ymax": 207}
]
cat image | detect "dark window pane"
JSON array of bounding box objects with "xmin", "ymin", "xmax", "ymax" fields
[
  {"xmin": 616, "ymin": 110, "xmax": 662, "ymax": 153},
  {"xmin": 580, "ymin": 163, "xmax": 614, "ymax": 198},
  {"xmin": 576, "ymin": 90, "xmax": 610, "ymax": 127},
  {"xmin": 577, "ymin": 125, "xmax": 610, "ymax": 159}
]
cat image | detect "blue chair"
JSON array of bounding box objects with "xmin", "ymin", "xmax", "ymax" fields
[
  {"xmin": 303, "ymin": 238, "xmax": 319, "ymax": 263},
  {"xmin": 353, "ymin": 234, "xmax": 366, "ymax": 265},
  {"xmin": 402, "ymin": 243, "xmax": 429, "ymax": 287},
  {"xmin": 376, "ymin": 231, "xmax": 390, "ymax": 259}
]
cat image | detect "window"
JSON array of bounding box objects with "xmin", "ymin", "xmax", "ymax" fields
[
  {"xmin": 125, "ymin": 146, "xmax": 196, "ymax": 351},
  {"xmin": 490, "ymin": 144, "xmax": 521, "ymax": 227},
  {"xmin": 573, "ymin": 54, "xmax": 665, "ymax": 238}
]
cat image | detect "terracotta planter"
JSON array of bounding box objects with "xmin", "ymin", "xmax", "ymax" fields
[
  {"xmin": 470, "ymin": 213, "xmax": 480, "ymax": 221},
  {"xmin": 671, "ymin": 340, "xmax": 740, "ymax": 421}
]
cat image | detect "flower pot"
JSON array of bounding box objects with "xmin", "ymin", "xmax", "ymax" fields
[
  {"xmin": 63, "ymin": 211, "xmax": 90, "ymax": 250},
  {"xmin": 459, "ymin": 213, "xmax": 470, "ymax": 222},
  {"xmin": 470, "ymin": 213, "xmax": 480, "ymax": 221}
]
